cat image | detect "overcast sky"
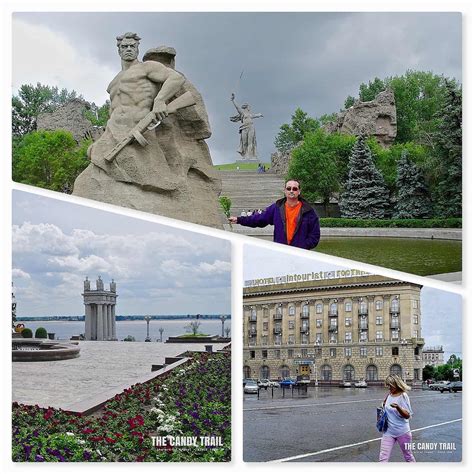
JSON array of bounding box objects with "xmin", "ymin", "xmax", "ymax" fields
[
  {"xmin": 12, "ymin": 191, "xmax": 231, "ymax": 316},
  {"xmin": 244, "ymin": 244, "xmax": 462, "ymax": 357},
  {"xmin": 12, "ymin": 12, "xmax": 461, "ymax": 164}
]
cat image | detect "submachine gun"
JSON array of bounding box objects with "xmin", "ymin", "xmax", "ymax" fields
[{"xmin": 104, "ymin": 91, "xmax": 196, "ymax": 163}]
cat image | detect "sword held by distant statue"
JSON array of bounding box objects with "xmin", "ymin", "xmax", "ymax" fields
[{"xmin": 104, "ymin": 91, "xmax": 196, "ymax": 163}]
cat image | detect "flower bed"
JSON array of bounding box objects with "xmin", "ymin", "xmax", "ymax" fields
[{"xmin": 12, "ymin": 352, "xmax": 231, "ymax": 462}]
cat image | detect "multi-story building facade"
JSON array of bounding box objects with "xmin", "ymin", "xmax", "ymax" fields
[
  {"xmin": 243, "ymin": 275, "xmax": 424, "ymax": 385},
  {"xmin": 422, "ymin": 346, "xmax": 444, "ymax": 367}
]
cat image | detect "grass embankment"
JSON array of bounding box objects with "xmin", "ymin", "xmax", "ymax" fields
[{"xmin": 319, "ymin": 218, "xmax": 462, "ymax": 228}]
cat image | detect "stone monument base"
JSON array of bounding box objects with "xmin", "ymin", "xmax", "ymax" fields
[{"xmin": 73, "ymin": 164, "xmax": 223, "ymax": 229}]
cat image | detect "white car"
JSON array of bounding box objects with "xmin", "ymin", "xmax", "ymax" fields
[
  {"xmin": 244, "ymin": 381, "xmax": 258, "ymax": 394},
  {"xmin": 354, "ymin": 380, "xmax": 368, "ymax": 388}
]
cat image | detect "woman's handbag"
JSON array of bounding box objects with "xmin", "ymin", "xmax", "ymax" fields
[{"xmin": 376, "ymin": 394, "xmax": 389, "ymax": 432}]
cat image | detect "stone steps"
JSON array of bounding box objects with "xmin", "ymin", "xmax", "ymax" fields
[{"xmin": 218, "ymin": 171, "xmax": 285, "ymax": 217}]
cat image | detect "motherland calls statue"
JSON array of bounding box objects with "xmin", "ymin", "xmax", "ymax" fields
[
  {"xmin": 73, "ymin": 33, "xmax": 222, "ymax": 228},
  {"xmin": 230, "ymin": 93, "xmax": 263, "ymax": 160}
]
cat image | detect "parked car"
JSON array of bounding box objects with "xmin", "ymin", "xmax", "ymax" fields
[
  {"xmin": 354, "ymin": 380, "xmax": 368, "ymax": 388},
  {"xmin": 429, "ymin": 381, "xmax": 450, "ymax": 391},
  {"xmin": 243, "ymin": 378, "xmax": 257, "ymax": 387},
  {"xmin": 244, "ymin": 381, "xmax": 259, "ymax": 394},
  {"xmin": 279, "ymin": 378, "xmax": 296, "ymax": 387},
  {"xmin": 440, "ymin": 381, "xmax": 462, "ymax": 393},
  {"xmin": 339, "ymin": 381, "xmax": 352, "ymax": 388},
  {"xmin": 258, "ymin": 379, "xmax": 279, "ymax": 388}
]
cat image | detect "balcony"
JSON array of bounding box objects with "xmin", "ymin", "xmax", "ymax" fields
[
  {"xmin": 248, "ymin": 315, "xmax": 257, "ymax": 322},
  {"xmin": 390, "ymin": 320, "xmax": 399, "ymax": 329},
  {"xmin": 359, "ymin": 323, "xmax": 368, "ymax": 331},
  {"xmin": 273, "ymin": 313, "xmax": 282, "ymax": 321},
  {"xmin": 300, "ymin": 326, "xmax": 309, "ymax": 333},
  {"xmin": 273, "ymin": 327, "xmax": 282, "ymax": 335},
  {"xmin": 358, "ymin": 309, "xmax": 368, "ymax": 316},
  {"xmin": 328, "ymin": 326, "xmax": 338, "ymax": 333},
  {"xmin": 328, "ymin": 310, "xmax": 338, "ymax": 317},
  {"xmin": 248, "ymin": 329, "xmax": 256, "ymax": 337},
  {"xmin": 390, "ymin": 309, "xmax": 400, "ymax": 316},
  {"xmin": 300, "ymin": 312, "xmax": 309, "ymax": 319}
]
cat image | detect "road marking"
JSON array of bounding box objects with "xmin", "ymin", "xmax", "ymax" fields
[
  {"xmin": 266, "ymin": 418, "xmax": 462, "ymax": 462},
  {"xmin": 244, "ymin": 394, "xmax": 443, "ymax": 412}
]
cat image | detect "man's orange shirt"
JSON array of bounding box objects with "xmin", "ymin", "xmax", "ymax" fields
[{"xmin": 285, "ymin": 201, "xmax": 302, "ymax": 244}]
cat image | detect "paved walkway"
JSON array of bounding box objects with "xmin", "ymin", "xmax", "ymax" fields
[{"xmin": 12, "ymin": 341, "xmax": 227, "ymax": 409}]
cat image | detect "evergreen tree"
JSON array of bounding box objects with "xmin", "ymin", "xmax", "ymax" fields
[
  {"xmin": 432, "ymin": 79, "xmax": 462, "ymax": 217},
  {"xmin": 394, "ymin": 150, "xmax": 432, "ymax": 218},
  {"xmin": 339, "ymin": 136, "xmax": 389, "ymax": 218}
]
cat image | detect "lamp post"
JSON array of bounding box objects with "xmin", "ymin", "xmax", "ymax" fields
[
  {"xmin": 158, "ymin": 327, "xmax": 164, "ymax": 342},
  {"xmin": 400, "ymin": 338, "xmax": 408, "ymax": 381},
  {"xmin": 145, "ymin": 316, "xmax": 151, "ymax": 342},
  {"xmin": 220, "ymin": 315, "xmax": 227, "ymax": 337}
]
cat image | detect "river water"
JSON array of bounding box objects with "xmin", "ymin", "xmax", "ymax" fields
[{"xmin": 18, "ymin": 319, "xmax": 231, "ymax": 342}]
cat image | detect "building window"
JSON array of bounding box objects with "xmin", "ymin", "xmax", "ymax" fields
[
  {"xmin": 301, "ymin": 348, "xmax": 308, "ymax": 357},
  {"xmin": 315, "ymin": 333, "xmax": 322, "ymax": 344},
  {"xmin": 263, "ymin": 307, "xmax": 269, "ymax": 318},
  {"xmin": 345, "ymin": 301, "xmax": 352, "ymax": 312},
  {"xmin": 345, "ymin": 317, "xmax": 352, "ymax": 327},
  {"xmin": 390, "ymin": 364, "xmax": 402, "ymax": 376},
  {"xmin": 262, "ymin": 350, "xmax": 268, "ymax": 359},
  {"xmin": 391, "ymin": 298, "xmax": 399, "ymax": 312},
  {"xmin": 359, "ymin": 332, "xmax": 368, "ymax": 342},
  {"xmin": 343, "ymin": 364, "xmax": 355, "ymax": 381},
  {"xmin": 288, "ymin": 335, "xmax": 295, "ymax": 345},
  {"xmin": 276, "ymin": 305, "xmax": 283, "ymax": 316},
  {"xmin": 329, "ymin": 334, "xmax": 337, "ymax": 344},
  {"xmin": 376, "ymin": 315, "xmax": 383, "ymax": 325},
  {"xmin": 330, "ymin": 302, "xmax": 338, "ymax": 314},
  {"xmin": 391, "ymin": 330, "xmax": 399, "ymax": 341},
  {"xmin": 250, "ymin": 351, "xmax": 255, "ymax": 359},
  {"xmin": 274, "ymin": 335, "xmax": 281, "ymax": 345},
  {"xmin": 260, "ymin": 365, "xmax": 270, "ymax": 379},
  {"xmin": 302, "ymin": 304, "xmax": 309, "ymax": 317},
  {"xmin": 360, "ymin": 346, "xmax": 367, "ymax": 357},
  {"xmin": 344, "ymin": 347, "xmax": 352, "ymax": 357},
  {"xmin": 251, "ymin": 307, "xmax": 257, "ymax": 318},
  {"xmin": 413, "ymin": 314, "xmax": 419, "ymax": 325},
  {"xmin": 359, "ymin": 301, "xmax": 368, "ymax": 313},
  {"xmin": 261, "ymin": 336, "xmax": 268, "ymax": 346},
  {"xmin": 287, "ymin": 349, "xmax": 294, "ymax": 358},
  {"xmin": 321, "ymin": 364, "xmax": 332, "ymax": 381},
  {"xmin": 413, "ymin": 330, "xmax": 418, "ymax": 338},
  {"xmin": 316, "ymin": 304, "xmax": 323, "ymax": 314},
  {"xmin": 289, "ymin": 305, "xmax": 295, "ymax": 316},
  {"xmin": 316, "ymin": 319, "xmax": 322, "ymax": 328},
  {"xmin": 330, "ymin": 348, "xmax": 337, "ymax": 358},
  {"xmin": 288, "ymin": 320, "xmax": 295, "ymax": 330},
  {"xmin": 281, "ymin": 365, "xmax": 290, "ymax": 378},
  {"xmin": 375, "ymin": 347, "xmax": 383, "ymax": 357},
  {"xmin": 301, "ymin": 334, "xmax": 309, "ymax": 345},
  {"xmin": 392, "ymin": 347, "xmax": 399, "ymax": 356},
  {"xmin": 263, "ymin": 322, "xmax": 268, "ymax": 331},
  {"xmin": 345, "ymin": 332, "xmax": 352, "ymax": 343},
  {"xmin": 243, "ymin": 366, "xmax": 251, "ymax": 378},
  {"xmin": 315, "ymin": 347, "xmax": 322, "ymax": 357},
  {"xmin": 274, "ymin": 349, "xmax": 280, "ymax": 359},
  {"xmin": 414, "ymin": 368, "xmax": 420, "ymax": 381},
  {"xmin": 366, "ymin": 364, "xmax": 378, "ymax": 381},
  {"xmin": 375, "ymin": 300, "xmax": 383, "ymax": 311},
  {"xmin": 412, "ymin": 300, "xmax": 419, "ymax": 309},
  {"xmin": 376, "ymin": 331, "xmax": 383, "ymax": 342}
]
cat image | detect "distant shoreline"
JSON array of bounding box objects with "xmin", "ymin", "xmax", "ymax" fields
[{"xmin": 16, "ymin": 315, "xmax": 231, "ymax": 322}]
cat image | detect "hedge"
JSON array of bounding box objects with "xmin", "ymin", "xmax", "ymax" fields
[{"xmin": 319, "ymin": 218, "xmax": 462, "ymax": 228}]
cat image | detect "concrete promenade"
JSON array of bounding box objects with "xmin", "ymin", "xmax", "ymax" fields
[
  {"xmin": 243, "ymin": 386, "xmax": 462, "ymax": 462},
  {"xmin": 12, "ymin": 341, "xmax": 227, "ymax": 409}
]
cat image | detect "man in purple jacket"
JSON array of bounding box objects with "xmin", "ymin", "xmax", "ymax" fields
[{"xmin": 228, "ymin": 179, "xmax": 320, "ymax": 250}]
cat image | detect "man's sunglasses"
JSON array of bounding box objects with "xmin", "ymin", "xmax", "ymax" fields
[{"xmin": 286, "ymin": 186, "xmax": 299, "ymax": 191}]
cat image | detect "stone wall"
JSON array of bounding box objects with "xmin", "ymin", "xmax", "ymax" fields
[{"xmin": 37, "ymin": 99, "xmax": 104, "ymax": 142}]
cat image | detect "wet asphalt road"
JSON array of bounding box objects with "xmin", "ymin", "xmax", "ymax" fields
[{"xmin": 243, "ymin": 386, "xmax": 462, "ymax": 462}]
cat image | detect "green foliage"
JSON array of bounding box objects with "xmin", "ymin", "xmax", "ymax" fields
[
  {"xmin": 344, "ymin": 96, "xmax": 356, "ymax": 109},
  {"xmin": 185, "ymin": 321, "xmax": 201, "ymax": 336},
  {"xmin": 394, "ymin": 150, "xmax": 432, "ymax": 218},
  {"xmin": 425, "ymin": 356, "xmax": 463, "ymax": 382},
  {"xmin": 83, "ymin": 101, "xmax": 110, "ymax": 126},
  {"xmin": 123, "ymin": 335, "xmax": 135, "ymax": 342},
  {"xmin": 274, "ymin": 107, "xmax": 319, "ymax": 153},
  {"xmin": 219, "ymin": 196, "xmax": 232, "ymax": 218},
  {"xmin": 318, "ymin": 112, "xmax": 338, "ymax": 125},
  {"xmin": 21, "ymin": 328, "xmax": 33, "ymax": 338},
  {"xmin": 34, "ymin": 327, "xmax": 48, "ymax": 339},
  {"xmin": 319, "ymin": 218, "xmax": 461, "ymax": 228},
  {"xmin": 12, "ymin": 130, "xmax": 90, "ymax": 193},
  {"xmin": 359, "ymin": 77, "xmax": 386, "ymax": 102},
  {"xmin": 432, "ymin": 79, "xmax": 462, "ymax": 218},
  {"xmin": 339, "ymin": 136, "xmax": 389, "ymax": 218},
  {"xmin": 12, "ymin": 83, "xmax": 81, "ymax": 137},
  {"xmin": 288, "ymin": 129, "xmax": 355, "ymax": 215}
]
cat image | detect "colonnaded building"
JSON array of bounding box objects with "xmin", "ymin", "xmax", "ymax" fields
[{"xmin": 243, "ymin": 273, "xmax": 425, "ymax": 385}]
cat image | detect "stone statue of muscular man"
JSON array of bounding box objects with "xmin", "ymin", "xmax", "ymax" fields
[{"xmin": 73, "ymin": 32, "xmax": 222, "ymax": 228}]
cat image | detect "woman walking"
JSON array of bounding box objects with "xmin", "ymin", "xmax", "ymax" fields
[{"xmin": 379, "ymin": 374, "xmax": 416, "ymax": 462}]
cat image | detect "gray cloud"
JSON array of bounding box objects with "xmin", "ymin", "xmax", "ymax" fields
[{"xmin": 13, "ymin": 12, "xmax": 461, "ymax": 164}]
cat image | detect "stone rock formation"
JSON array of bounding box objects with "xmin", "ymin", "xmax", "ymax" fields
[
  {"xmin": 72, "ymin": 35, "xmax": 222, "ymax": 228},
  {"xmin": 270, "ymin": 149, "xmax": 292, "ymax": 176},
  {"xmin": 323, "ymin": 89, "xmax": 397, "ymax": 147},
  {"xmin": 36, "ymin": 99, "xmax": 104, "ymax": 142}
]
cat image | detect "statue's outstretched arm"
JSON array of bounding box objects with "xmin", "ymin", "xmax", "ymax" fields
[{"xmin": 231, "ymin": 92, "xmax": 243, "ymax": 114}]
